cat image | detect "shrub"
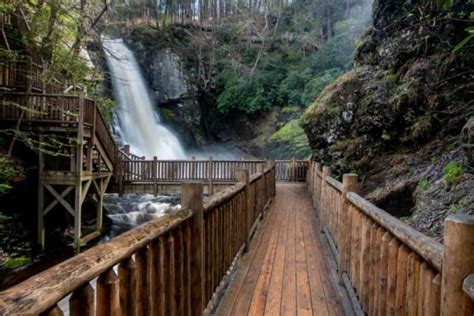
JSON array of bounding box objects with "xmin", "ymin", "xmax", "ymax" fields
[
  {"xmin": 443, "ymin": 161, "xmax": 465, "ymax": 188},
  {"xmin": 2, "ymin": 257, "xmax": 31, "ymax": 269},
  {"xmin": 417, "ymin": 178, "xmax": 430, "ymax": 192}
]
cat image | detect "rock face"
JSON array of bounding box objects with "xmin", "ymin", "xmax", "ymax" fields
[
  {"xmin": 149, "ymin": 48, "xmax": 192, "ymax": 103},
  {"xmin": 301, "ymin": 0, "xmax": 473, "ymax": 240},
  {"xmin": 124, "ymin": 39, "xmax": 204, "ymax": 147}
]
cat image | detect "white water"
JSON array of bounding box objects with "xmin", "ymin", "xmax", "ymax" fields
[{"xmin": 104, "ymin": 38, "xmax": 187, "ymax": 159}]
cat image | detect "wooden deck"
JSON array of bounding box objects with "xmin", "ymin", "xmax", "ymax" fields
[{"xmin": 215, "ymin": 183, "xmax": 349, "ymax": 316}]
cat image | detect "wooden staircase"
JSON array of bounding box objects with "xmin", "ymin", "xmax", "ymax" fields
[{"xmin": 0, "ymin": 6, "xmax": 120, "ymax": 251}]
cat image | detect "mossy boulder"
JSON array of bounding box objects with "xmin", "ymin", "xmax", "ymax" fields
[
  {"xmin": 301, "ymin": 1, "xmax": 473, "ymax": 174},
  {"xmin": 300, "ymin": 0, "xmax": 473, "ymax": 239},
  {"xmin": 268, "ymin": 120, "xmax": 311, "ymax": 159}
]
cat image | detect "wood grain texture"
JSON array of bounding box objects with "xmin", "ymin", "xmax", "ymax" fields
[{"xmin": 215, "ymin": 183, "xmax": 344, "ymax": 316}]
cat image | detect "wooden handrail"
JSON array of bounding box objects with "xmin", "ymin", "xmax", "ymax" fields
[
  {"xmin": 347, "ymin": 192, "xmax": 443, "ymax": 271},
  {"xmin": 325, "ymin": 176, "xmax": 342, "ymax": 192},
  {"xmin": 0, "ymin": 164, "xmax": 276, "ymax": 314},
  {"xmin": 306, "ymin": 160, "xmax": 474, "ymax": 315},
  {"xmin": 0, "ymin": 210, "xmax": 193, "ymax": 314},
  {"xmin": 203, "ymin": 182, "xmax": 245, "ymax": 212}
]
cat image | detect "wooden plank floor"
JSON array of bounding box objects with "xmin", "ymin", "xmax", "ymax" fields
[{"xmin": 215, "ymin": 183, "xmax": 346, "ymax": 316}]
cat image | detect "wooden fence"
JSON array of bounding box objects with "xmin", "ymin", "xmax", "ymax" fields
[
  {"xmin": 0, "ymin": 164, "xmax": 276, "ymax": 315},
  {"xmin": 120, "ymin": 158, "xmax": 307, "ymax": 185},
  {"xmin": 0, "ymin": 92, "xmax": 119, "ymax": 172},
  {"xmin": 307, "ymin": 161, "xmax": 474, "ymax": 315},
  {"xmin": 121, "ymin": 159, "xmax": 265, "ymax": 183},
  {"xmin": 275, "ymin": 159, "xmax": 307, "ymax": 181}
]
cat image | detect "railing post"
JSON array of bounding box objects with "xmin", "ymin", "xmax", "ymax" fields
[
  {"xmin": 236, "ymin": 169, "xmax": 250, "ymax": 253},
  {"xmin": 441, "ymin": 214, "xmax": 474, "ymax": 315},
  {"xmin": 181, "ymin": 182, "xmax": 204, "ymax": 315},
  {"xmin": 191, "ymin": 156, "xmax": 196, "ymax": 180},
  {"xmin": 208, "ymin": 156, "xmax": 213, "ymax": 196},
  {"xmin": 305, "ymin": 160, "xmax": 312, "ymax": 188},
  {"xmin": 338, "ymin": 173, "xmax": 358, "ymax": 285},
  {"xmin": 311, "ymin": 161, "xmax": 316, "ymax": 197},
  {"xmin": 118, "ymin": 151, "xmax": 124, "ymax": 196},
  {"xmin": 321, "ymin": 166, "xmax": 331, "ymax": 229},
  {"xmin": 265, "ymin": 160, "xmax": 272, "ymax": 202},
  {"xmin": 153, "ymin": 156, "xmax": 158, "ymax": 196},
  {"xmin": 123, "ymin": 145, "xmax": 130, "ymax": 155},
  {"xmin": 313, "ymin": 162, "xmax": 321, "ymax": 211},
  {"xmin": 271, "ymin": 160, "xmax": 276, "ymax": 197},
  {"xmin": 291, "ymin": 157, "xmax": 296, "ymax": 181}
]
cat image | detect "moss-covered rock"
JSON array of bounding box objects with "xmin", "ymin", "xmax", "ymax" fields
[
  {"xmin": 302, "ymin": 0, "xmax": 473, "ymax": 173},
  {"xmin": 268, "ymin": 120, "xmax": 311, "ymax": 159},
  {"xmin": 301, "ymin": 0, "xmax": 474, "ymax": 239}
]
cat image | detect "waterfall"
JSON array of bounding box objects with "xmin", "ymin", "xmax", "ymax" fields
[{"xmin": 104, "ymin": 38, "xmax": 187, "ymax": 159}]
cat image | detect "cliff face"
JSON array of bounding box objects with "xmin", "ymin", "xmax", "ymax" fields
[
  {"xmin": 124, "ymin": 37, "xmax": 205, "ymax": 147},
  {"xmin": 123, "ymin": 27, "xmax": 302, "ymax": 158},
  {"xmin": 301, "ymin": 0, "xmax": 473, "ymax": 241}
]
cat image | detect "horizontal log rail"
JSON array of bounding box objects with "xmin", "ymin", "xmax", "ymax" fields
[
  {"xmin": 119, "ymin": 145, "xmax": 145, "ymax": 161},
  {"xmin": 347, "ymin": 192, "xmax": 443, "ymax": 271},
  {"xmin": 306, "ymin": 161, "xmax": 474, "ymax": 315},
  {"xmin": 0, "ymin": 164, "xmax": 276, "ymax": 315}
]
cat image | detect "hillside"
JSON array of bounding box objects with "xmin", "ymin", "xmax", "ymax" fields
[
  {"xmin": 115, "ymin": 1, "xmax": 372, "ymax": 159},
  {"xmin": 301, "ymin": 0, "xmax": 474, "ymax": 241}
]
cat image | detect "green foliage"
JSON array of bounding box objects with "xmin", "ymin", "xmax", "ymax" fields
[
  {"xmin": 435, "ymin": 0, "xmax": 454, "ymax": 10},
  {"xmin": 216, "ymin": 52, "xmax": 286, "ymax": 113},
  {"xmin": 417, "ymin": 178, "xmax": 430, "ymax": 192},
  {"xmin": 2, "ymin": 257, "xmax": 31, "ymax": 269},
  {"xmin": 0, "ymin": 156, "xmax": 15, "ymax": 195},
  {"xmin": 97, "ymin": 97, "xmax": 115, "ymax": 125},
  {"xmin": 443, "ymin": 161, "xmax": 465, "ymax": 188},
  {"xmin": 214, "ymin": 8, "xmax": 362, "ymax": 115},
  {"xmin": 453, "ymin": 25, "xmax": 474, "ymax": 53},
  {"xmin": 449, "ymin": 197, "xmax": 471, "ymax": 214},
  {"xmin": 268, "ymin": 120, "xmax": 311, "ymax": 159}
]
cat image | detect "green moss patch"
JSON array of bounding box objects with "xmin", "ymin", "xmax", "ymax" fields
[{"xmin": 268, "ymin": 120, "xmax": 311, "ymax": 159}]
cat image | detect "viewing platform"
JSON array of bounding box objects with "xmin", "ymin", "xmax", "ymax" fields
[
  {"xmin": 0, "ymin": 161, "xmax": 472, "ymax": 315},
  {"xmin": 216, "ymin": 183, "xmax": 349, "ymax": 315}
]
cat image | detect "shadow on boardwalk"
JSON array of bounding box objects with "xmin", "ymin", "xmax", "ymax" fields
[{"xmin": 215, "ymin": 183, "xmax": 352, "ymax": 315}]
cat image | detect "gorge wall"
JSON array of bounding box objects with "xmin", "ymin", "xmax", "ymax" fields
[
  {"xmin": 123, "ymin": 29, "xmax": 263, "ymax": 157},
  {"xmin": 301, "ymin": 0, "xmax": 473, "ymax": 241}
]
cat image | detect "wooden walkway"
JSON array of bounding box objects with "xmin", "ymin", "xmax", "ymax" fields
[{"xmin": 215, "ymin": 183, "xmax": 348, "ymax": 316}]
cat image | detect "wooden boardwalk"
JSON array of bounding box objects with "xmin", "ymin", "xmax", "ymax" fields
[{"xmin": 215, "ymin": 183, "xmax": 347, "ymax": 316}]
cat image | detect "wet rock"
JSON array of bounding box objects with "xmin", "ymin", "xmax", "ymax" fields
[
  {"xmin": 301, "ymin": 0, "xmax": 474, "ymax": 240},
  {"xmin": 125, "ymin": 36, "xmax": 204, "ymax": 147}
]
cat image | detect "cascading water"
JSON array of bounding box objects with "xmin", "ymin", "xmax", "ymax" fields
[
  {"xmin": 101, "ymin": 38, "xmax": 185, "ymax": 235},
  {"xmin": 103, "ymin": 38, "xmax": 186, "ymax": 159}
]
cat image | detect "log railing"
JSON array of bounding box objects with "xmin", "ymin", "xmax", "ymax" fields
[
  {"xmin": 0, "ymin": 58, "xmax": 44, "ymax": 92},
  {"xmin": 307, "ymin": 161, "xmax": 474, "ymax": 315},
  {"xmin": 275, "ymin": 159, "xmax": 307, "ymax": 181},
  {"xmin": 121, "ymin": 158, "xmax": 266, "ymax": 183},
  {"xmin": 0, "ymin": 93, "xmax": 81, "ymax": 123},
  {"xmin": 0, "ymin": 164, "xmax": 276, "ymax": 315},
  {"xmin": 120, "ymin": 158, "xmax": 307, "ymax": 184},
  {"xmin": 0, "ymin": 92, "xmax": 119, "ymax": 172}
]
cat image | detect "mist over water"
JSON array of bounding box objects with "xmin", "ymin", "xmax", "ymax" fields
[{"xmin": 104, "ymin": 38, "xmax": 187, "ymax": 159}]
